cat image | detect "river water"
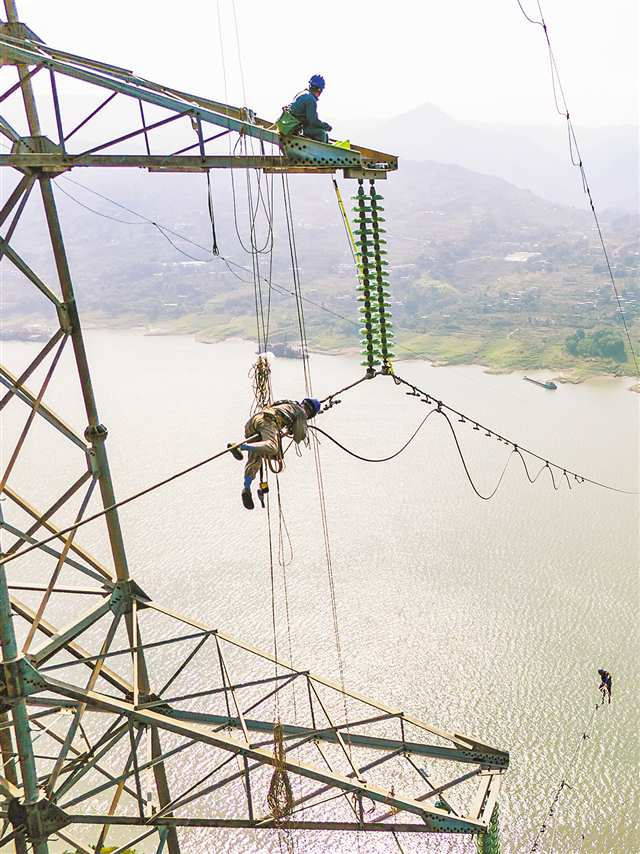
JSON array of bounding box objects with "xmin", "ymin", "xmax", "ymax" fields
[{"xmin": 1, "ymin": 330, "xmax": 638, "ymax": 853}]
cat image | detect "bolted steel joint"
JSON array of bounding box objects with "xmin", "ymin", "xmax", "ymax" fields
[
  {"xmin": 8, "ymin": 796, "xmax": 70, "ymax": 844},
  {"xmin": 84, "ymin": 422, "xmax": 108, "ymax": 443},
  {"xmin": 56, "ymin": 301, "xmax": 75, "ymax": 334},
  {"xmin": 109, "ymin": 579, "xmax": 150, "ymax": 616},
  {"xmin": 0, "ymin": 657, "xmax": 46, "ymax": 703}
]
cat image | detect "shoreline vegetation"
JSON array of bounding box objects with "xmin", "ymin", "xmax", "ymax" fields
[{"xmin": 4, "ymin": 312, "xmax": 637, "ymax": 390}]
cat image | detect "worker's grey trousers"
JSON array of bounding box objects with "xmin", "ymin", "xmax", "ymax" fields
[{"xmin": 244, "ymin": 412, "xmax": 281, "ymax": 480}]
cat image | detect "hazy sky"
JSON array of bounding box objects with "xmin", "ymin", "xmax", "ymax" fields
[{"xmin": 12, "ymin": 1, "xmax": 639, "ymax": 127}]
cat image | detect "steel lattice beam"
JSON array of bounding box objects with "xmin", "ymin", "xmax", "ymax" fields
[{"xmin": 0, "ymin": 7, "xmax": 507, "ymax": 852}]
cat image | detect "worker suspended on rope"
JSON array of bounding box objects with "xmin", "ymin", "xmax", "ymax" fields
[
  {"xmin": 229, "ymin": 397, "xmax": 321, "ymax": 509},
  {"xmin": 288, "ymin": 74, "xmax": 332, "ymax": 143},
  {"xmin": 597, "ymin": 668, "xmax": 612, "ymax": 704}
]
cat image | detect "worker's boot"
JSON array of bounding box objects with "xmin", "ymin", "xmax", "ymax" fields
[
  {"xmin": 242, "ymin": 488, "xmax": 254, "ymax": 510},
  {"xmin": 227, "ymin": 442, "xmax": 243, "ymax": 461}
]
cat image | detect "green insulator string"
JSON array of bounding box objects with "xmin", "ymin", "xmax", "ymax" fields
[
  {"xmin": 353, "ymin": 178, "xmax": 379, "ymax": 375},
  {"xmin": 368, "ymin": 179, "xmax": 394, "ymax": 373},
  {"xmin": 476, "ymin": 804, "xmax": 501, "ymax": 854}
]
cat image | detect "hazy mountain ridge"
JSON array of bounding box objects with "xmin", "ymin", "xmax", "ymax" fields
[
  {"xmin": 339, "ymin": 103, "xmax": 638, "ymax": 213},
  {"xmin": 3, "ymin": 109, "xmax": 638, "ymax": 376}
]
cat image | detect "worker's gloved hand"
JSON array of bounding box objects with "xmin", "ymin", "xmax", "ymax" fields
[{"xmin": 324, "ymin": 123, "xmax": 332, "ymax": 131}]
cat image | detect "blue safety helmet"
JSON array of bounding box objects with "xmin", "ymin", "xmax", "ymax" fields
[
  {"xmin": 301, "ymin": 397, "xmax": 321, "ymax": 416},
  {"xmin": 309, "ymin": 74, "xmax": 325, "ymax": 91}
]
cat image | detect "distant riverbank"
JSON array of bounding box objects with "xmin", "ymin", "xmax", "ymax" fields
[{"xmin": 3, "ymin": 310, "xmax": 637, "ymax": 389}]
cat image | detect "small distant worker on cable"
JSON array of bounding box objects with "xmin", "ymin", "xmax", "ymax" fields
[
  {"xmin": 288, "ymin": 74, "xmax": 332, "ymax": 143},
  {"xmin": 229, "ymin": 398, "xmax": 321, "ymax": 509},
  {"xmin": 597, "ymin": 668, "xmax": 612, "ymax": 705}
]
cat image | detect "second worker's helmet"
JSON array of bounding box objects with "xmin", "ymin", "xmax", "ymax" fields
[
  {"xmin": 309, "ymin": 74, "xmax": 325, "ymax": 91},
  {"xmin": 301, "ymin": 397, "xmax": 321, "ymax": 416}
]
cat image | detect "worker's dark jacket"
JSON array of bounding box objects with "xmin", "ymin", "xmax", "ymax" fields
[{"xmin": 289, "ymin": 91, "xmax": 331, "ymax": 134}]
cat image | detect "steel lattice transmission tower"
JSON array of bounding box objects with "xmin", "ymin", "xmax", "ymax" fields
[{"xmin": 0, "ymin": 3, "xmax": 508, "ymax": 852}]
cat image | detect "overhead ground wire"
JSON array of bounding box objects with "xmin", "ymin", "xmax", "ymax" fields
[
  {"xmin": 529, "ymin": 702, "xmax": 601, "ymax": 852},
  {"xmin": 514, "ymin": 0, "xmax": 639, "ymax": 376}
]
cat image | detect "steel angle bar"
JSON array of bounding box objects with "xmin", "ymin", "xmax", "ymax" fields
[
  {"xmin": 0, "ymin": 173, "xmax": 34, "ymax": 229},
  {"xmin": 58, "ymin": 732, "xmax": 197, "ymax": 810},
  {"xmin": 2, "ymin": 524, "xmax": 111, "ymax": 586},
  {"xmin": 3, "ymin": 472, "xmax": 94, "ymax": 558},
  {"xmin": 214, "ymin": 641, "xmax": 250, "ymax": 743},
  {"xmin": 29, "ymin": 598, "xmax": 114, "ymax": 666},
  {"xmin": 105, "ymin": 826, "xmax": 159, "ymax": 854},
  {"xmin": 0, "ymin": 327, "xmax": 65, "ymax": 412},
  {"xmin": 375, "ymin": 767, "xmax": 482, "ymax": 823},
  {"xmin": 309, "ymin": 739, "xmax": 361, "ymax": 822},
  {"xmin": 237, "ymin": 671, "xmax": 300, "ymax": 721},
  {"xmin": 41, "ymin": 676, "xmax": 486, "ymax": 830},
  {"xmin": 3, "ymin": 485, "xmax": 112, "ymax": 578},
  {"xmin": 307, "ymin": 680, "xmax": 360, "ymax": 779},
  {"xmin": 0, "ymin": 40, "xmax": 280, "ymax": 143},
  {"xmin": 45, "ymin": 611, "xmax": 123, "ymax": 793},
  {"xmin": 0, "ymin": 62, "xmax": 42, "ymax": 104},
  {"xmin": 405, "ymin": 753, "xmax": 457, "ymax": 816},
  {"xmin": 39, "ymin": 630, "xmax": 211, "ymax": 674},
  {"xmin": 0, "ymin": 334, "xmax": 68, "ymax": 493},
  {"xmin": 49, "ymin": 718, "xmax": 131, "ymax": 802},
  {"xmin": 155, "ymin": 632, "xmax": 210, "ymax": 698},
  {"xmin": 29, "ymin": 42, "xmax": 134, "ymax": 78},
  {"xmin": 0, "ymin": 369, "xmax": 86, "ymax": 449},
  {"xmin": 93, "ymin": 721, "xmax": 145, "ymax": 852},
  {"xmin": 149, "ymin": 725, "xmax": 180, "ymax": 854},
  {"xmin": 65, "ymin": 816, "xmax": 458, "ymax": 833},
  {"xmin": 0, "ymin": 233, "xmax": 61, "ymax": 305},
  {"xmin": 63, "ymin": 90, "xmax": 117, "ymax": 143},
  {"xmin": 143, "ymin": 600, "xmax": 507, "ymax": 764},
  {"xmin": 139, "ymin": 100, "xmax": 151, "ymax": 156},
  {"xmin": 9, "ymin": 583, "xmax": 110, "ymax": 596},
  {"xmin": 78, "ymin": 109, "xmax": 190, "ymax": 157},
  {"xmin": 37, "ymin": 176, "xmax": 132, "ymax": 584},
  {"xmin": 0, "ymin": 114, "xmax": 21, "ymax": 144},
  {"xmin": 143, "ymin": 670, "xmax": 297, "ymax": 711},
  {"xmin": 149, "ymin": 753, "xmax": 238, "ymax": 821},
  {"xmin": 127, "ymin": 719, "xmax": 145, "ymax": 818},
  {"xmin": 35, "ymin": 717, "xmax": 143, "ymax": 807},
  {"xmin": 12, "ymin": 599, "xmax": 131, "ymax": 696},
  {"xmin": 0, "ymin": 771, "xmax": 20, "ymax": 798},
  {"xmin": 48, "ymin": 69, "xmax": 66, "ymax": 156},
  {"xmin": 0, "ymin": 707, "xmax": 60, "ymax": 732},
  {"xmin": 171, "ymin": 129, "xmax": 231, "ymax": 156},
  {"xmin": 0, "ymin": 153, "xmax": 330, "ymax": 170},
  {"xmin": 54, "ymin": 829, "xmax": 93, "ymax": 854},
  {"xmin": 257, "ymin": 746, "xmax": 406, "ymax": 826}
]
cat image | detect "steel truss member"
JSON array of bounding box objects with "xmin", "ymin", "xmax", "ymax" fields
[{"xmin": 0, "ymin": 5, "xmax": 507, "ymax": 851}]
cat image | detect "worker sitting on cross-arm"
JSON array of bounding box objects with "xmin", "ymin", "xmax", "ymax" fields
[
  {"xmin": 228, "ymin": 398, "xmax": 321, "ymax": 509},
  {"xmin": 289, "ymin": 74, "xmax": 332, "ymax": 143}
]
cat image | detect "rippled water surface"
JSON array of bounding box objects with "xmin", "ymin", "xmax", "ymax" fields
[{"xmin": 1, "ymin": 331, "xmax": 638, "ymax": 853}]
